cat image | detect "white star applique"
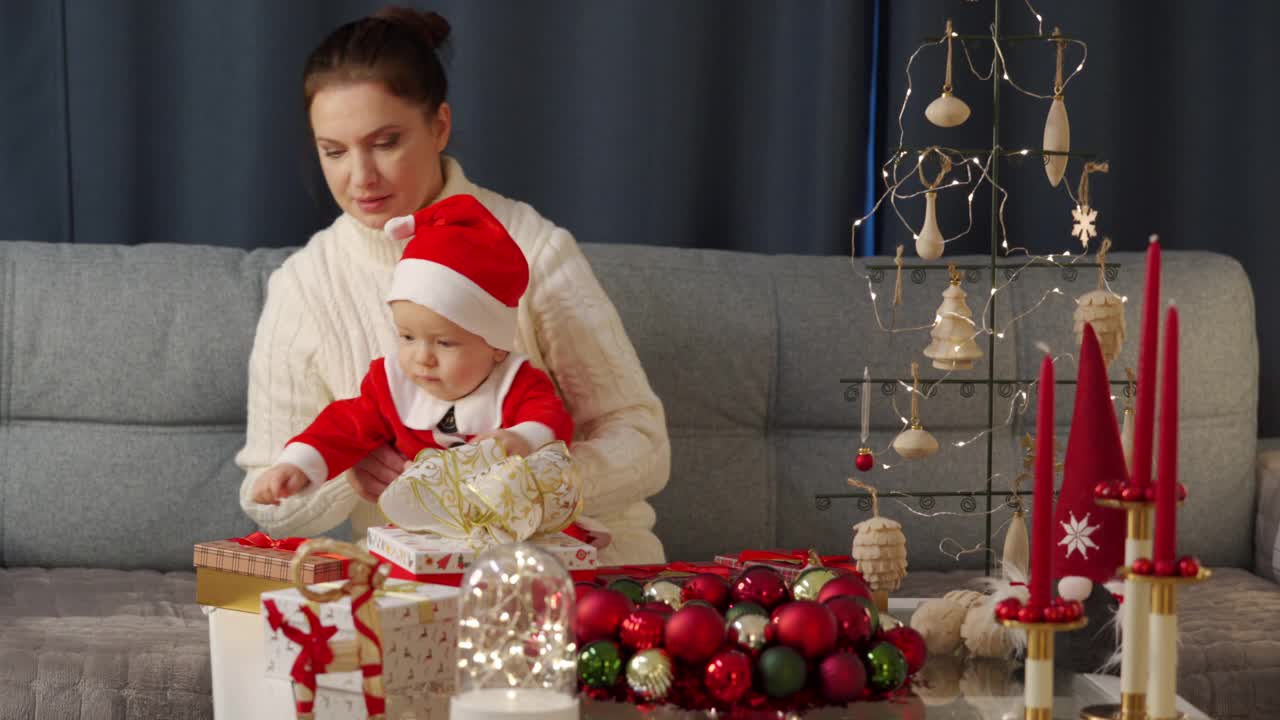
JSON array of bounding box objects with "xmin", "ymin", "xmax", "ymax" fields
[
  {"xmin": 1059, "ymin": 512, "xmax": 1099, "ymax": 559},
  {"xmin": 1072, "ymin": 204, "xmax": 1098, "ymax": 248}
]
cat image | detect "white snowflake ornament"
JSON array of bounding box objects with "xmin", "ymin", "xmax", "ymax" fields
[
  {"xmin": 1058, "ymin": 511, "xmax": 1099, "ymax": 559},
  {"xmin": 1071, "ymin": 204, "xmax": 1098, "ymax": 247}
]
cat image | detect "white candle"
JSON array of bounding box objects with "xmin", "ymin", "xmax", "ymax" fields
[
  {"xmin": 1120, "ymin": 507, "xmax": 1153, "ymax": 701},
  {"xmin": 1024, "ymin": 627, "xmax": 1054, "ymax": 719},
  {"xmin": 451, "ymin": 688, "xmax": 578, "ymax": 720},
  {"xmin": 1148, "ymin": 611, "xmax": 1178, "ymax": 719}
]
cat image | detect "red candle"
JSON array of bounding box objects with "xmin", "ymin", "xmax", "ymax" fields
[
  {"xmin": 1154, "ymin": 306, "xmax": 1179, "ymax": 565},
  {"xmin": 1031, "ymin": 354, "xmax": 1054, "ymax": 608},
  {"xmin": 1131, "ymin": 238, "xmax": 1161, "ymax": 489}
]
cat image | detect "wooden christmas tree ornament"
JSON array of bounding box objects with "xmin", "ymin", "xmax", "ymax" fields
[
  {"xmin": 924, "ymin": 264, "xmax": 984, "ymax": 370},
  {"xmin": 1073, "ymin": 238, "xmax": 1126, "ymax": 368},
  {"xmin": 925, "ymin": 20, "xmax": 971, "ymax": 128},
  {"xmin": 893, "ymin": 362, "xmax": 940, "ymax": 459},
  {"xmin": 1043, "ymin": 28, "xmax": 1071, "ymax": 187},
  {"xmin": 847, "ymin": 477, "xmax": 908, "ymax": 612}
]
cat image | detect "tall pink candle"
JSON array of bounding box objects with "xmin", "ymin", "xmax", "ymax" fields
[
  {"xmin": 1031, "ymin": 354, "xmax": 1054, "ymax": 608},
  {"xmin": 1131, "ymin": 238, "xmax": 1161, "ymax": 489},
  {"xmin": 1154, "ymin": 306, "xmax": 1179, "ymax": 565}
]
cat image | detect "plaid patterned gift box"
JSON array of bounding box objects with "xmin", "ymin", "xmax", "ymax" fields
[{"xmin": 193, "ymin": 533, "xmax": 350, "ymax": 612}]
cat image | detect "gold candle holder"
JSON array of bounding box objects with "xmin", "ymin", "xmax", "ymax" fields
[
  {"xmin": 1126, "ymin": 566, "xmax": 1210, "ymax": 720},
  {"xmin": 1001, "ymin": 617, "xmax": 1088, "ymax": 720}
]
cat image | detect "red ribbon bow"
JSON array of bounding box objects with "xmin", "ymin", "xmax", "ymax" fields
[
  {"xmin": 233, "ymin": 531, "xmax": 307, "ymax": 552},
  {"xmin": 264, "ymin": 600, "xmax": 338, "ymax": 684}
]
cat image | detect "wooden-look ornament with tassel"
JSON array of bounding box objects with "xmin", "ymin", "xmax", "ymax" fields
[
  {"xmin": 893, "ymin": 362, "xmax": 940, "ymax": 459},
  {"xmin": 1043, "ymin": 28, "xmax": 1071, "ymax": 187},
  {"xmin": 924, "ymin": 264, "xmax": 984, "ymax": 370},
  {"xmin": 925, "ymin": 20, "xmax": 971, "ymax": 127},
  {"xmin": 847, "ymin": 477, "xmax": 908, "ymax": 612},
  {"xmin": 1073, "ymin": 237, "xmax": 1126, "ymax": 368},
  {"xmin": 1001, "ymin": 434, "xmax": 1034, "ymax": 580}
]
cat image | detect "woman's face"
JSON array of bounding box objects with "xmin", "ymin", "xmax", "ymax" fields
[{"xmin": 310, "ymin": 81, "xmax": 452, "ymax": 230}]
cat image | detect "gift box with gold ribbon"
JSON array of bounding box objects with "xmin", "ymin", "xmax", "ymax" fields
[{"xmin": 194, "ymin": 532, "xmax": 350, "ymax": 613}]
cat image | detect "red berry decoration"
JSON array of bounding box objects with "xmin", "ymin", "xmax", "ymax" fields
[
  {"xmin": 574, "ymin": 588, "xmax": 634, "ymax": 644},
  {"xmin": 681, "ymin": 573, "xmax": 731, "ymax": 612},
  {"xmin": 1042, "ymin": 605, "xmax": 1065, "ymax": 623},
  {"xmin": 819, "ymin": 652, "xmax": 867, "ymax": 703},
  {"xmin": 1017, "ymin": 605, "xmax": 1043, "ymax": 623},
  {"xmin": 995, "ymin": 598, "xmax": 1022, "ymax": 621},
  {"xmin": 825, "ymin": 595, "xmax": 874, "ymax": 649},
  {"xmin": 731, "ymin": 566, "xmax": 789, "ymax": 609},
  {"xmin": 664, "ymin": 604, "xmax": 725, "ymax": 664},
  {"xmin": 1094, "ymin": 482, "xmax": 1116, "ymax": 499},
  {"xmin": 1178, "ymin": 556, "xmax": 1201, "ymax": 577},
  {"xmin": 855, "ymin": 448, "xmax": 875, "ymax": 472},
  {"xmin": 1177, "ymin": 483, "xmax": 1188, "ymax": 501},
  {"xmin": 1145, "ymin": 486, "xmax": 1158, "ymax": 502},
  {"xmin": 1121, "ymin": 485, "xmax": 1144, "ymax": 502},
  {"xmin": 816, "ymin": 573, "xmax": 873, "ymax": 604},
  {"xmin": 704, "ymin": 649, "xmax": 753, "ymax": 704},
  {"xmin": 1154, "ymin": 559, "xmax": 1176, "ymax": 577},
  {"xmin": 619, "ymin": 609, "xmax": 666, "ymax": 651},
  {"xmin": 882, "ymin": 626, "xmax": 928, "ymax": 675},
  {"xmin": 1063, "ymin": 601, "xmax": 1084, "ymax": 622},
  {"xmin": 768, "ymin": 601, "xmax": 839, "ymax": 660},
  {"xmin": 1132, "ymin": 558, "xmax": 1154, "ymax": 575}
]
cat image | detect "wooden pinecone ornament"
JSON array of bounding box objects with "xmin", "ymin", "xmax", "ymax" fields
[
  {"xmin": 923, "ymin": 265, "xmax": 983, "ymax": 371},
  {"xmin": 847, "ymin": 478, "xmax": 908, "ymax": 609},
  {"xmin": 1073, "ymin": 290, "xmax": 1125, "ymax": 367}
]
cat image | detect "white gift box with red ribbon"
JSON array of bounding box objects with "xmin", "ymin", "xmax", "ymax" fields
[{"xmin": 366, "ymin": 526, "xmax": 597, "ymax": 583}]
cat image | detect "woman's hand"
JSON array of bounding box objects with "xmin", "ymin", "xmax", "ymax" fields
[
  {"xmin": 251, "ymin": 464, "xmax": 310, "ymax": 505},
  {"xmin": 471, "ymin": 429, "xmax": 533, "ymax": 459},
  {"xmin": 350, "ymin": 444, "xmax": 410, "ymax": 503}
]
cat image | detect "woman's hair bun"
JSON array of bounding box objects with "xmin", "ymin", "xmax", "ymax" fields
[{"xmin": 375, "ymin": 7, "xmax": 451, "ymax": 50}]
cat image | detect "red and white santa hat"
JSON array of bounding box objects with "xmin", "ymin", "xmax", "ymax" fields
[
  {"xmin": 383, "ymin": 194, "xmax": 528, "ymax": 351},
  {"xmin": 1053, "ymin": 323, "xmax": 1127, "ymax": 601}
]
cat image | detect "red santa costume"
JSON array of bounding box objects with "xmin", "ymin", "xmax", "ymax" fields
[{"xmin": 275, "ymin": 194, "xmax": 574, "ymax": 488}]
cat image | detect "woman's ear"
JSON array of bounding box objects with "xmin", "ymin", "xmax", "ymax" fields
[{"xmin": 430, "ymin": 102, "xmax": 452, "ymax": 153}]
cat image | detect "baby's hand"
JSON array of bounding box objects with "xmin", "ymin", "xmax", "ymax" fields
[
  {"xmin": 251, "ymin": 464, "xmax": 311, "ymax": 505},
  {"xmin": 471, "ymin": 429, "xmax": 533, "ymax": 458}
]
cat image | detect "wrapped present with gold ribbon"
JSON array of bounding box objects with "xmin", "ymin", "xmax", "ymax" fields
[
  {"xmin": 260, "ymin": 539, "xmax": 459, "ymax": 714},
  {"xmin": 194, "ymin": 532, "xmax": 351, "ymax": 613},
  {"xmin": 370, "ymin": 438, "xmax": 597, "ymax": 583}
]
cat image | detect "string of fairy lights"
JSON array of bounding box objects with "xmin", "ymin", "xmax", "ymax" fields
[{"xmin": 845, "ymin": 1, "xmax": 1128, "ymax": 564}]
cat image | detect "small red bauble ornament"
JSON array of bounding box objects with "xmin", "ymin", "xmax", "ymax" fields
[
  {"xmin": 1121, "ymin": 486, "xmax": 1144, "ymax": 502},
  {"xmin": 819, "ymin": 652, "xmax": 868, "ymax": 703},
  {"xmin": 1177, "ymin": 483, "xmax": 1188, "ymax": 501},
  {"xmin": 641, "ymin": 601, "xmax": 676, "ymax": 616},
  {"xmin": 768, "ymin": 601, "xmax": 839, "ymax": 660},
  {"xmin": 619, "ymin": 609, "xmax": 666, "ymax": 651},
  {"xmin": 816, "ymin": 573, "xmax": 873, "ymax": 604},
  {"xmin": 1154, "ymin": 559, "xmax": 1176, "ymax": 577},
  {"xmin": 731, "ymin": 567, "xmax": 789, "ymax": 609},
  {"xmin": 1178, "ymin": 556, "xmax": 1200, "ymax": 577},
  {"xmin": 1017, "ymin": 605, "xmax": 1043, "ymax": 623},
  {"xmin": 824, "ymin": 595, "xmax": 874, "ymax": 649},
  {"xmin": 1145, "ymin": 486, "xmax": 1158, "ymax": 502},
  {"xmin": 1093, "ymin": 482, "xmax": 1115, "ymax": 499},
  {"xmin": 681, "ymin": 573, "xmax": 731, "ymax": 612},
  {"xmin": 1063, "ymin": 601, "xmax": 1084, "ymax": 621},
  {"xmin": 575, "ymin": 588, "xmax": 634, "ymax": 644},
  {"xmin": 882, "ymin": 626, "xmax": 928, "ymax": 675},
  {"xmin": 664, "ymin": 605, "xmax": 725, "ymax": 664},
  {"xmin": 995, "ymin": 598, "xmax": 1022, "ymax": 621},
  {"xmin": 1042, "ymin": 605, "xmax": 1065, "ymax": 623},
  {"xmin": 704, "ymin": 649, "xmax": 753, "ymax": 704},
  {"xmin": 855, "ymin": 447, "xmax": 875, "ymax": 472},
  {"xmin": 1132, "ymin": 558, "xmax": 1154, "ymax": 575}
]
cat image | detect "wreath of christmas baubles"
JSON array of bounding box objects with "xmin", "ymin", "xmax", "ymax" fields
[{"xmin": 573, "ymin": 561, "xmax": 925, "ymax": 711}]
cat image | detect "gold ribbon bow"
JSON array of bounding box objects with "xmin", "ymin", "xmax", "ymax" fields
[{"xmin": 377, "ymin": 439, "xmax": 581, "ymax": 549}]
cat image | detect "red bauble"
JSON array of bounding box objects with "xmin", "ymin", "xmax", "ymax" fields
[
  {"xmin": 1063, "ymin": 601, "xmax": 1084, "ymax": 621},
  {"xmin": 1177, "ymin": 483, "xmax": 1188, "ymax": 501},
  {"xmin": 1094, "ymin": 482, "xmax": 1117, "ymax": 499},
  {"xmin": 664, "ymin": 605, "xmax": 726, "ymax": 664},
  {"xmin": 1178, "ymin": 556, "xmax": 1200, "ymax": 577},
  {"xmin": 995, "ymin": 598, "xmax": 1022, "ymax": 621},
  {"xmin": 768, "ymin": 601, "xmax": 839, "ymax": 660},
  {"xmin": 641, "ymin": 601, "xmax": 676, "ymax": 616},
  {"xmin": 574, "ymin": 588, "xmax": 633, "ymax": 644},
  {"xmin": 816, "ymin": 573, "xmax": 873, "ymax": 604},
  {"xmin": 855, "ymin": 450, "xmax": 875, "ymax": 472},
  {"xmin": 1121, "ymin": 486, "xmax": 1144, "ymax": 502},
  {"xmin": 819, "ymin": 652, "xmax": 868, "ymax": 703},
  {"xmin": 575, "ymin": 581, "xmax": 600, "ymax": 600},
  {"xmin": 1017, "ymin": 605, "xmax": 1043, "ymax": 623},
  {"xmin": 882, "ymin": 626, "xmax": 928, "ymax": 675},
  {"xmin": 704, "ymin": 650, "xmax": 753, "ymax": 704},
  {"xmin": 682, "ymin": 573, "xmax": 731, "ymax": 612},
  {"xmin": 731, "ymin": 567, "xmax": 790, "ymax": 609},
  {"xmin": 619, "ymin": 609, "xmax": 666, "ymax": 651},
  {"xmin": 824, "ymin": 596, "xmax": 874, "ymax": 649},
  {"xmin": 1154, "ymin": 559, "xmax": 1176, "ymax": 577},
  {"xmin": 1042, "ymin": 605, "xmax": 1065, "ymax": 623},
  {"xmin": 1132, "ymin": 558, "xmax": 1154, "ymax": 575}
]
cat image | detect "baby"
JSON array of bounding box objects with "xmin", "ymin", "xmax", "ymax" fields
[{"xmin": 251, "ymin": 194, "xmax": 573, "ymax": 505}]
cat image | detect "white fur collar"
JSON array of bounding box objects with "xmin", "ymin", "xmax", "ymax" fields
[{"xmin": 384, "ymin": 353, "xmax": 527, "ymax": 431}]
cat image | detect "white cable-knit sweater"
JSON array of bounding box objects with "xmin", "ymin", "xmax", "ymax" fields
[{"xmin": 236, "ymin": 158, "xmax": 670, "ymax": 565}]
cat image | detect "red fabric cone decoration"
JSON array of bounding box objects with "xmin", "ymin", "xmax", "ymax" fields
[{"xmin": 1053, "ymin": 324, "xmax": 1126, "ymax": 599}]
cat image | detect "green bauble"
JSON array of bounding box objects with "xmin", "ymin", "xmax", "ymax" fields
[
  {"xmin": 864, "ymin": 641, "xmax": 909, "ymax": 694},
  {"xmin": 608, "ymin": 578, "xmax": 646, "ymax": 605},
  {"xmin": 757, "ymin": 646, "xmax": 807, "ymax": 698},
  {"xmin": 854, "ymin": 596, "xmax": 881, "ymax": 634},
  {"xmin": 578, "ymin": 641, "xmax": 624, "ymax": 689},
  {"xmin": 724, "ymin": 601, "xmax": 768, "ymax": 624},
  {"xmin": 791, "ymin": 567, "xmax": 841, "ymax": 601}
]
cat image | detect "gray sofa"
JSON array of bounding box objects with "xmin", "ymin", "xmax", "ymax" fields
[{"xmin": 0, "ymin": 240, "xmax": 1275, "ymax": 719}]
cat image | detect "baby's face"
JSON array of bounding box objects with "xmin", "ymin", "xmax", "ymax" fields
[{"xmin": 391, "ymin": 301, "xmax": 506, "ymax": 401}]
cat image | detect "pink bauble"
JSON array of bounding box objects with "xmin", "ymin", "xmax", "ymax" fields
[{"xmin": 819, "ymin": 652, "xmax": 867, "ymax": 703}]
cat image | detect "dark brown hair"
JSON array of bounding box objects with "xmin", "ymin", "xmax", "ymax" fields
[{"xmin": 303, "ymin": 7, "xmax": 451, "ymax": 122}]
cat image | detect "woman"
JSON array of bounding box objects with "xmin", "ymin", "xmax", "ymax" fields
[{"xmin": 236, "ymin": 7, "xmax": 670, "ymax": 565}]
